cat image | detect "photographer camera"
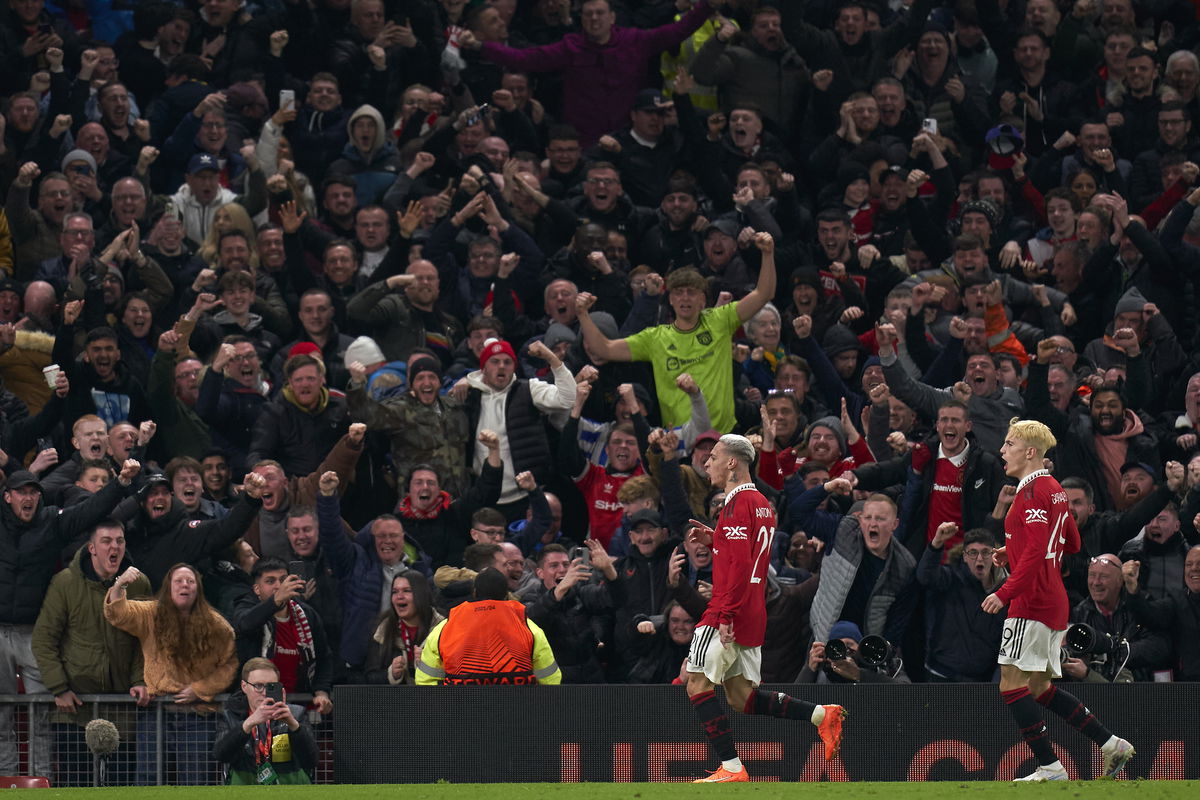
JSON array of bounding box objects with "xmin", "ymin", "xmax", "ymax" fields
[
  {"xmin": 1061, "ymin": 555, "xmax": 1171, "ymax": 683},
  {"xmin": 797, "ymin": 621, "xmax": 908, "ymax": 684}
]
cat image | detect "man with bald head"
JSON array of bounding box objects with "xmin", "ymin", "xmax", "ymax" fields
[
  {"xmin": 19, "ymin": 281, "xmax": 56, "ymax": 333},
  {"xmin": 74, "ymin": 122, "xmax": 130, "ymax": 192},
  {"xmin": 96, "ymin": 177, "xmax": 147, "ymax": 250},
  {"xmin": 1063, "ymin": 553, "xmax": 1170, "ymax": 682},
  {"xmin": 346, "ymin": 259, "xmax": 464, "ymax": 365}
]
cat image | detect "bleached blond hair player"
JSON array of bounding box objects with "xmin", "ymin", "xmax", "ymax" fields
[
  {"xmin": 984, "ymin": 419, "xmax": 1134, "ymax": 781},
  {"xmin": 683, "ymin": 433, "xmax": 845, "ymax": 782}
]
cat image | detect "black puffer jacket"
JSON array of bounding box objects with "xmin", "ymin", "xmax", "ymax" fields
[
  {"xmin": 247, "ymin": 392, "xmax": 350, "ymax": 477},
  {"xmin": 0, "ymin": 478, "xmax": 130, "ymax": 625},
  {"xmin": 121, "ymin": 494, "xmax": 262, "ymax": 591}
]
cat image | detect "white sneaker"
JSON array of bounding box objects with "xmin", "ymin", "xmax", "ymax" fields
[
  {"xmin": 1101, "ymin": 738, "xmax": 1135, "ymax": 778},
  {"xmin": 1015, "ymin": 765, "xmax": 1069, "ymax": 782}
]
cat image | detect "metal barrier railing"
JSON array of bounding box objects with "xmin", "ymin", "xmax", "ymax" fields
[{"xmin": 0, "ymin": 693, "xmax": 333, "ymax": 786}]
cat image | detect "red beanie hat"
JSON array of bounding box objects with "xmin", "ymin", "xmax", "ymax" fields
[
  {"xmin": 480, "ymin": 338, "xmax": 516, "ymax": 369},
  {"xmin": 289, "ymin": 342, "xmax": 322, "ymax": 359}
]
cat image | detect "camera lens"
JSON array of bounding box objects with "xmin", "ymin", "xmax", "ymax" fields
[
  {"xmin": 825, "ymin": 639, "xmax": 849, "ymax": 661},
  {"xmin": 859, "ymin": 634, "xmax": 890, "ymax": 667},
  {"xmin": 1065, "ymin": 623, "xmax": 1120, "ymax": 656}
]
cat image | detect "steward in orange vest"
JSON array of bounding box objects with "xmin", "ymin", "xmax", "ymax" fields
[{"xmin": 417, "ymin": 568, "xmax": 561, "ymax": 685}]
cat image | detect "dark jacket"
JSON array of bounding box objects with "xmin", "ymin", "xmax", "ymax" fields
[
  {"xmin": 625, "ymin": 616, "xmax": 692, "ymax": 684},
  {"xmin": 146, "ymin": 346, "xmax": 211, "ymax": 463},
  {"xmin": 1025, "ymin": 361, "xmax": 1159, "ymax": 512},
  {"xmin": 0, "ymin": 478, "xmax": 131, "ymax": 625},
  {"xmin": 0, "ymin": 390, "xmax": 68, "ymax": 477},
  {"xmin": 522, "ymin": 576, "xmax": 625, "ymax": 684},
  {"xmin": 247, "ymin": 392, "xmax": 350, "ymax": 477},
  {"xmin": 541, "ymin": 249, "xmax": 633, "ymax": 322},
  {"xmin": 285, "ymin": 106, "xmax": 350, "ymax": 182},
  {"xmin": 190, "ymin": 311, "xmax": 283, "ymax": 366},
  {"xmin": 1069, "ymin": 595, "xmax": 1172, "ymax": 681},
  {"xmin": 916, "ymin": 543, "xmax": 1006, "ymax": 681},
  {"xmin": 195, "ymin": 370, "xmax": 270, "ymax": 476},
  {"xmin": 212, "ymin": 691, "xmax": 318, "ymax": 784},
  {"xmin": 232, "ymin": 596, "xmax": 332, "ymax": 695},
  {"xmin": 328, "ymin": 135, "xmax": 404, "ymax": 208},
  {"xmin": 611, "ymin": 538, "xmax": 679, "ymax": 676},
  {"xmin": 397, "ymin": 461, "xmax": 504, "ymax": 570},
  {"xmin": 589, "ymin": 126, "xmax": 690, "ymax": 208},
  {"xmin": 52, "ymin": 348, "xmax": 152, "ymax": 431},
  {"xmin": 1127, "ymin": 588, "xmax": 1200, "ymax": 681},
  {"xmin": 121, "ymin": 493, "xmax": 262, "ymax": 591},
  {"xmin": 1057, "ymin": 484, "xmax": 1175, "ymax": 604},
  {"xmin": 345, "ymin": 282, "xmax": 465, "ymax": 365},
  {"xmin": 853, "ymin": 437, "xmax": 1007, "ymax": 556},
  {"xmin": 1119, "ymin": 531, "xmax": 1194, "ymax": 603},
  {"xmin": 318, "ymin": 493, "xmax": 424, "ymax": 668},
  {"xmin": 565, "ymin": 194, "xmax": 657, "ymax": 264}
]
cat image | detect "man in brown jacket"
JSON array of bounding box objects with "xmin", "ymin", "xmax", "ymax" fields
[{"xmin": 243, "ymin": 423, "xmax": 365, "ymax": 559}]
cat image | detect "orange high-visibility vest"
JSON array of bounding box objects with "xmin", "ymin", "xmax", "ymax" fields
[{"xmin": 439, "ymin": 599, "xmax": 537, "ymax": 685}]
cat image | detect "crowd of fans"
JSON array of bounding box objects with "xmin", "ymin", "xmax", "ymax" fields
[{"xmin": 2, "ymin": 0, "xmax": 1200, "ymax": 785}]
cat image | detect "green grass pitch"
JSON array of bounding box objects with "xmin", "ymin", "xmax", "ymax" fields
[{"xmin": 26, "ymin": 782, "xmax": 1200, "ymax": 799}]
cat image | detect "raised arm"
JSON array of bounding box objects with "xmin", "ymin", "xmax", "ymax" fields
[
  {"xmin": 316, "ymin": 475, "xmax": 359, "ymax": 578},
  {"xmin": 877, "ymin": 323, "xmax": 948, "ymax": 422},
  {"xmin": 735, "ymin": 232, "xmax": 777, "ymax": 323},
  {"xmin": 54, "ymin": 461, "xmax": 138, "ymax": 541},
  {"xmin": 575, "ymin": 292, "xmax": 633, "ymax": 362}
]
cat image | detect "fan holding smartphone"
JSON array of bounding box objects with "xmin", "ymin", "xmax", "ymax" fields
[
  {"xmin": 237, "ymin": 557, "xmax": 335, "ymax": 715},
  {"xmin": 214, "ymin": 657, "xmax": 318, "ymax": 785}
]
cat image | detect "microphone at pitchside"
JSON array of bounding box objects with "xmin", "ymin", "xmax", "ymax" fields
[{"xmin": 85, "ymin": 718, "xmax": 120, "ymax": 757}]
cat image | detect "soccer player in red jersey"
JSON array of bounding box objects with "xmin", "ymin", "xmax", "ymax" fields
[
  {"xmin": 684, "ymin": 434, "xmax": 846, "ymax": 783},
  {"xmin": 984, "ymin": 419, "xmax": 1134, "ymax": 781}
]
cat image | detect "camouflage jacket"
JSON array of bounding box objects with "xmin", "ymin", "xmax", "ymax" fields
[{"xmin": 346, "ymin": 385, "xmax": 471, "ymax": 495}]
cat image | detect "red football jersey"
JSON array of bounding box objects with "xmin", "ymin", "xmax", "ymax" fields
[
  {"xmin": 994, "ymin": 470, "xmax": 1081, "ymax": 630},
  {"xmin": 698, "ymin": 482, "xmax": 774, "ymax": 647},
  {"xmin": 576, "ymin": 463, "xmax": 643, "ymax": 549}
]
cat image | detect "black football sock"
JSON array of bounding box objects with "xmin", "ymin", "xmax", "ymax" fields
[
  {"xmin": 1001, "ymin": 687, "xmax": 1058, "ymax": 767},
  {"xmin": 1036, "ymin": 685, "xmax": 1113, "ymax": 746},
  {"xmin": 745, "ymin": 688, "xmax": 818, "ymax": 721},
  {"xmin": 690, "ymin": 690, "xmax": 738, "ymax": 763}
]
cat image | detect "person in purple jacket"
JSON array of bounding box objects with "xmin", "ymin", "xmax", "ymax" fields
[{"xmin": 458, "ymin": 0, "xmax": 724, "ymax": 145}]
